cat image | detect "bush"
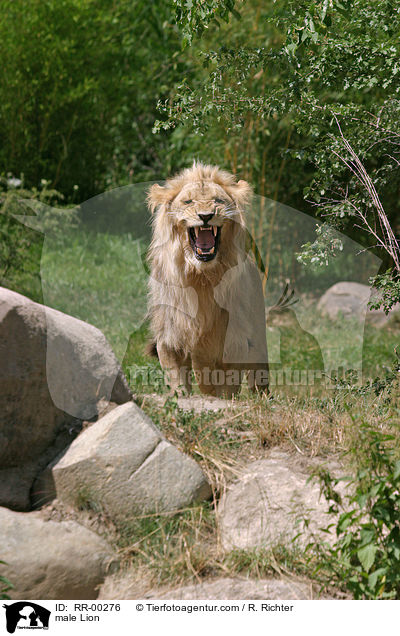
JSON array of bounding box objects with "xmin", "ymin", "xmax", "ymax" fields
[
  {"xmin": 0, "ymin": 177, "xmax": 77, "ymax": 302},
  {"xmin": 0, "ymin": 0, "xmax": 182, "ymax": 199},
  {"xmin": 306, "ymin": 421, "xmax": 400, "ymax": 599},
  {"xmin": 369, "ymin": 270, "xmax": 400, "ymax": 314}
]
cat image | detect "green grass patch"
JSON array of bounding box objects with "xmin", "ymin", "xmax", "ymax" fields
[
  {"xmin": 224, "ymin": 545, "xmax": 313, "ymax": 581},
  {"xmin": 116, "ymin": 503, "xmax": 217, "ymax": 586},
  {"xmin": 40, "ymin": 230, "xmax": 148, "ymax": 361}
]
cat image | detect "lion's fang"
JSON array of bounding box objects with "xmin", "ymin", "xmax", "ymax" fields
[
  {"xmin": 194, "ymin": 227, "xmax": 199, "ymax": 237},
  {"xmin": 212, "ymin": 227, "xmax": 217, "ymax": 236}
]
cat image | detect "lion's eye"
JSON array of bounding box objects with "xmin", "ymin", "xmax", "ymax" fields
[
  {"xmin": 214, "ymin": 198, "xmax": 225, "ymax": 205},
  {"xmin": 183, "ymin": 199, "xmax": 193, "ymax": 205}
]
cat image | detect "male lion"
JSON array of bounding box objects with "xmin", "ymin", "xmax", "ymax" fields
[{"xmin": 146, "ymin": 161, "xmax": 269, "ymax": 397}]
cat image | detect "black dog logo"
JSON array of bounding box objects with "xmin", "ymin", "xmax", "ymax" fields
[{"xmin": 3, "ymin": 602, "xmax": 50, "ymax": 633}]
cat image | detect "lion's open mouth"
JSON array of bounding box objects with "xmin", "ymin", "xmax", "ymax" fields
[{"xmin": 188, "ymin": 225, "xmax": 221, "ymax": 262}]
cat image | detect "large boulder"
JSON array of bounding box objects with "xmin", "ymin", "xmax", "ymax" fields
[
  {"xmin": 0, "ymin": 287, "xmax": 131, "ymax": 511},
  {"xmin": 218, "ymin": 449, "xmax": 346, "ymax": 551},
  {"xmin": 33, "ymin": 402, "xmax": 212, "ymax": 522},
  {"xmin": 0, "ymin": 506, "xmax": 116, "ymax": 599},
  {"xmin": 317, "ymin": 281, "xmax": 400, "ymax": 326}
]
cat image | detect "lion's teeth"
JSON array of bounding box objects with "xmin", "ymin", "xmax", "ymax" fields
[
  {"xmin": 197, "ymin": 247, "xmax": 203, "ymax": 254},
  {"xmin": 212, "ymin": 227, "xmax": 217, "ymax": 236},
  {"xmin": 210, "ymin": 247, "xmax": 215, "ymax": 254},
  {"xmin": 194, "ymin": 227, "xmax": 199, "ymax": 237}
]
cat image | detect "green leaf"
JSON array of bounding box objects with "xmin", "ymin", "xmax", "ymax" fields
[
  {"xmin": 357, "ymin": 544, "xmax": 378, "ymax": 572},
  {"xmin": 337, "ymin": 512, "xmax": 354, "ymax": 534},
  {"xmin": 393, "ymin": 460, "xmax": 400, "ymax": 481},
  {"xmin": 368, "ymin": 568, "xmax": 387, "ymax": 593},
  {"xmin": 286, "ymin": 42, "xmax": 297, "ymax": 56},
  {"xmin": 359, "ymin": 528, "xmax": 375, "ymax": 546}
]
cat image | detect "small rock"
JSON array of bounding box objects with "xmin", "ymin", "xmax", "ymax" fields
[
  {"xmin": 218, "ymin": 449, "xmax": 346, "ymax": 551},
  {"xmin": 144, "ymin": 393, "xmax": 238, "ymax": 413},
  {"xmin": 0, "ymin": 506, "xmax": 116, "ymax": 599},
  {"xmin": 35, "ymin": 402, "xmax": 211, "ymax": 522}
]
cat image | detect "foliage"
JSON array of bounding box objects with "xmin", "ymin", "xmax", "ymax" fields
[
  {"xmin": 0, "ymin": 0, "xmax": 183, "ymax": 198},
  {"xmin": 0, "ymin": 177, "xmax": 73, "ymax": 302},
  {"xmin": 153, "ymin": 1, "xmax": 306, "ymax": 218},
  {"xmin": 307, "ymin": 422, "xmax": 400, "ymax": 599},
  {"xmin": 296, "ymin": 224, "xmax": 343, "ymax": 270},
  {"xmin": 160, "ymin": 0, "xmax": 400, "ymax": 269},
  {"xmin": 330, "ymin": 352, "xmax": 400, "ymax": 406},
  {"xmin": 369, "ymin": 269, "xmax": 400, "ymax": 314},
  {"xmin": 173, "ymin": 0, "xmax": 242, "ymax": 47}
]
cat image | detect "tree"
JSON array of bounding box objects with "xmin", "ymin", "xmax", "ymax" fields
[
  {"xmin": 0, "ymin": 0, "xmax": 184, "ymax": 198},
  {"xmin": 159, "ymin": 0, "xmax": 400, "ymax": 305}
]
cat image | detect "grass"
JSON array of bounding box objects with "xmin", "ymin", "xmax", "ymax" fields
[
  {"xmin": 7, "ymin": 227, "xmax": 399, "ymax": 598},
  {"xmin": 40, "ymin": 231, "xmax": 149, "ymax": 361},
  {"xmin": 116, "ymin": 504, "xmax": 217, "ymax": 587},
  {"xmin": 111, "ymin": 506, "xmax": 327, "ymax": 596}
]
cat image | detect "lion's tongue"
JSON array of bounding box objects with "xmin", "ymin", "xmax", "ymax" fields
[{"xmin": 196, "ymin": 229, "xmax": 215, "ymax": 250}]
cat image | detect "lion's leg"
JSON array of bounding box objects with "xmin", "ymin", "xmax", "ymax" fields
[
  {"xmin": 191, "ymin": 358, "xmax": 243, "ymax": 398},
  {"xmin": 218, "ymin": 364, "xmax": 244, "ymax": 399},
  {"xmin": 157, "ymin": 343, "xmax": 192, "ymax": 394},
  {"xmin": 247, "ymin": 362, "xmax": 270, "ymax": 394},
  {"xmin": 191, "ymin": 354, "xmax": 218, "ymax": 397}
]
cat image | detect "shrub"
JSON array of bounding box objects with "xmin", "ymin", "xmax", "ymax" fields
[
  {"xmin": 0, "ymin": 0, "xmax": 182, "ymax": 198},
  {"xmin": 307, "ymin": 421, "xmax": 400, "ymax": 599},
  {"xmin": 0, "ymin": 177, "xmax": 77, "ymax": 302}
]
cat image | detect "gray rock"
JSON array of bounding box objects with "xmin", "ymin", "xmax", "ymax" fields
[
  {"xmin": 44, "ymin": 303, "xmax": 131, "ymax": 419},
  {"xmin": 317, "ymin": 281, "xmax": 400, "ymax": 326},
  {"xmin": 156, "ymin": 577, "xmax": 321, "ymax": 600},
  {"xmin": 99, "ymin": 574, "xmax": 322, "ymax": 600},
  {"xmin": 0, "ymin": 506, "xmax": 116, "ymax": 599},
  {"xmin": 36, "ymin": 402, "xmax": 211, "ymax": 522},
  {"xmin": 0, "ymin": 287, "xmax": 131, "ymax": 510},
  {"xmin": 218, "ymin": 449, "xmax": 346, "ymax": 551}
]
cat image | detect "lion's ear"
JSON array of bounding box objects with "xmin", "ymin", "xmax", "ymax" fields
[
  {"xmin": 229, "ymin": 179, "xmax": 253, "ymax": 209},
  {"xmin": 147, "ymin": 183, "xmax": 172, "ymax": 213}
]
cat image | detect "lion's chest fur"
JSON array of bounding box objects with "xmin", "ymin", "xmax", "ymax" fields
[{"xmin": 148, "ymin": 271, "xmax": 228, "ymax": 360}]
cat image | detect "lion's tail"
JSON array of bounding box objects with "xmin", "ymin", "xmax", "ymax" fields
[{"xmin": 145, "ymin": 340, "xmax": 158, "ymax": 359}]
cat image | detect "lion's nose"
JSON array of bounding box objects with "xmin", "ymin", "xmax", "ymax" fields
[{"xmin": 198, "ymin": 213, "xmax": 214, "ymax": 224}]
